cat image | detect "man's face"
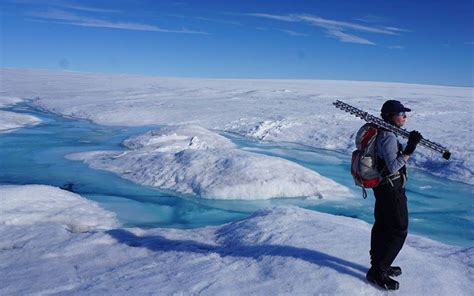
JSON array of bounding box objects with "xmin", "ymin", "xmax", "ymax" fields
[{"xmin": 391, "ymin": 112, "xmax": 407, "ymax": 127}]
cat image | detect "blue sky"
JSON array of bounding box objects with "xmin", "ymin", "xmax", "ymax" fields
[{"xmin": 1, "ymin": 0, "xmax": 473, "ymax": 86}]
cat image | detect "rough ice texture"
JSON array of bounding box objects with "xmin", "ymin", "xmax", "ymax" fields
[
  {"xmin": 0, "ymin": 185, "xmax": 118, "ymax": 232},
  {"xmin": 0, "ymin": 96, "xmax": 41, "ymax": 131},
  {"xmin": 1, "ymin": 68, "xmax": 471, "ymax": 184},
  {"xmin": 0, "ymin": 96, "xmax": 24, "ymax": 107},
  {"xmin": 0, "ymin": 111, "xmax": 41, "ymax": 132},
  {"xmin": 0, "ymin": 187, "xmax": 472, "ymax": 295},
  {"xmin": 67, "ymin": 125, "xmax": 352, "ymax": 200},
  {"xmin": 0, "ymin": 106, "xmax": 41, "ymax": 132}
]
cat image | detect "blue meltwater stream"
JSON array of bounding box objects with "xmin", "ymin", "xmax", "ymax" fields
[{"xmin": 1, "ymin": 103, "xmax": 473, "ymax": 247}]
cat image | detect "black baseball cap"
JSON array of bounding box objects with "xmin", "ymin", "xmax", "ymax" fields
[{"xmin": 381, "ymin": 100, "xmax": 411, "ymax": 114}]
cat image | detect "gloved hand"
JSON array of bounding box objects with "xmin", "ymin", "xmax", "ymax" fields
[{"xmin": 403, "ymin": 130, "xmax": 423, "ymax": 155}]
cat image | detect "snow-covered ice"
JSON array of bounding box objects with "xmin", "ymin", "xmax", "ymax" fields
[
  {"xmin": 0, "ymin": 96, "xmax": 24, "ymax": 108},
  {"xmin": 0, "ymin": 185, "xmax": 472, "ymax": 295},
  {"xmin": 1, "ymin": 68, "xmax": 472, "ymax": 184},
  {"xmin": 0, "ymin": 96, "xmax": 41, "ymax": 132},
  {"xmin": 0, "ymin": 110, "xmax": 41, "ymax": 132},
  {"xmin": 67, "ymin": 125, "xmax": 352, "ymax": 200},
  {"xmin": 0, "ymin": 185, "xmax": 118, "ymax": 232},
  {"xmin": 0, "ymin": 69, "xmax": 473, "ymax": 294}
]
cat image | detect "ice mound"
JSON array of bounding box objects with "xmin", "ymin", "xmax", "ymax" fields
[
  {"xmin": 0, "ymin": 96, "xmax": 24, "ymax": 107},
  {"xmin": 0, "ymin": 185, "xmax": 118, "ymax": 232},
  {"xmin": 0, "ymin": 110, "xmax": 41, "ymax": 132},
  {"xmin": 2, "ymin": 68, "xmax": 472, "ymax": 184},
  {"xmin": 68, "ymin": 125, "xmax": 352, "ymax": 200},
  {"xmin": 0, "ymin": 190, "xmax": 472, "ymax": 295},
  {"xmin": 0, "ymin": 97, "xmax": 41, "ymax": 132},
  {"xmin": 122, "ymin": 125, "xmax": 236, "ymax": 151}
]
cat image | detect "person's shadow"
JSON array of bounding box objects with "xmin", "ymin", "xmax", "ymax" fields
[{"xmin": 106, "ymin": 229, "xmax": 368, "ymax": 282}]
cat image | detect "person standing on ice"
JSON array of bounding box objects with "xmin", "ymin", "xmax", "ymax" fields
[{"xmin": 366, "ymin": 100, "xmax": 422, "ymax": 290}]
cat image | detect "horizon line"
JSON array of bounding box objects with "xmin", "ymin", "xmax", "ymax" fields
[{"xmin": 2, "ymin": 66, "xmax": 473, "ymax": 88}]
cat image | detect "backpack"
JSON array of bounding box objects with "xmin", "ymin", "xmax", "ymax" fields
[{"xmin": 351, "ymin": 123, "xmax": 381, "ymax": 198}]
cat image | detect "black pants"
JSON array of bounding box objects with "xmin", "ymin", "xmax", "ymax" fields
[{"xmin": 370, "ymin": 177, "xmax": 409, "ymax": 272}]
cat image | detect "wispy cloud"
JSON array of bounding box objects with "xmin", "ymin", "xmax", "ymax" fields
[
  {"xmin": 353, "ymin": 14, "xmax": 386, "ymax": 24},
  {"xmin": 8, "ymin": 0, "xmax": 120, "ymax": 13},
  {"xmin": 246, "ymin": 13, "xmax": 296, "ymax": 22},
  {"xmin": 465, "ymin": 42, "xmax": 474, "ymax": 45},
  {"xmin": 296, "ymin": 14, "xmax": 401, "ymax": 35},
  {"xmin": 388, "ymin": 45, "xmax": 405, "ymax": 49},
  {"xmin": 168, "ymin": 13, "xmax": 308, "ymax": 37},
  {"xmin": 167, "ymin": 14, "xmax": 243, "ymax": 27},
  {"xmin": 52, "ymin": 3, "xmax": 121, "ymax": 13},
  {"xmin": 278, "ymin": 29, "xmax": 309, "ymax": 37},
  {"xmin": 246, "ymin": 13, "xmax": 409, "ymax": 45},
  {"xmin": 26, "ymin": 8, "xmax": 208, "ymax": 34},
  {"xmin": 325, "ymin": 29, "xmax": 374, "ymax": 45},
  {"xmin": 194, "ymin": 16, "xmax": 242, "ymax": 27},
  {"xmin": 381, "ymin": 26, "xmax": 410, "ymax": 33}
]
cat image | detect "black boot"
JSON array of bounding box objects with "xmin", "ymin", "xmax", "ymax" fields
[
  {"xmin": 366, "ymin": 267, "xmax": 400, "ymax": 290},
  {"xmin": 387, "ymin": 266, "xmax": 402, "ymax": 277}
]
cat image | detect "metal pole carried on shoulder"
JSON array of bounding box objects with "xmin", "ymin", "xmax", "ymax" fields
[{"xmin": 333, "ymin": 100, "xmax": 451, "ymax": 160}]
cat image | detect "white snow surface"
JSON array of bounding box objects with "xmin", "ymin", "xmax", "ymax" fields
[
  {"xmin": 0, "ymin": 185, "xmax": 472, "ymax": 295},
  {"xmin": 0, "ymin": 185, "xmax": 118, "ymax": 232},
  {"xmin": 0, "ymin": 96, "xmax": 23, "ymax": 107},
  {"xmin": 0, "ymin": 110, "xmax": 41, "ymax": 132},
  {"xmin": 67, "ymin": 125, "xmax": 352, "ymax": 200},
  {"xmin": 0, "ymin": 96, "xmax": 41, "ymax": 132},
  {"xmin": 1, "ymin": 68, "xmax": 472, "ymax": 184}
]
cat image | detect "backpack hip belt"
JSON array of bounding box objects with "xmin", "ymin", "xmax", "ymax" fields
[{"xmin": 380, "ymin": 172, "xmax": 406, "ymax": 188}]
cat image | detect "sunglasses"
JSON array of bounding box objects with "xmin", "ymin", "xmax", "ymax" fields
[{"xmin": 396, "ymin": 112, "xmax": 407, "ymax": 118}]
